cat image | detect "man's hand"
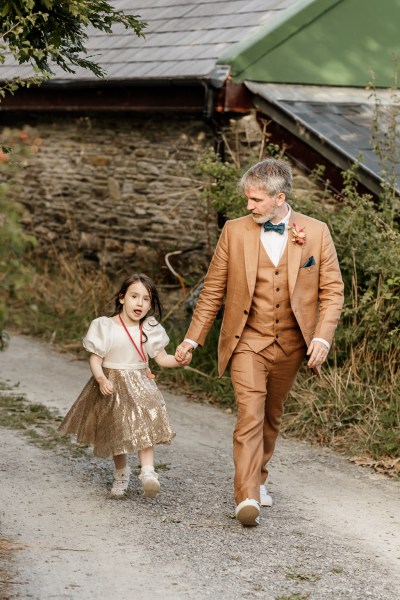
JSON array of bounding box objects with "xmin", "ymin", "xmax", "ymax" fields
[
  {"xmin": 307, "ymin": 340, "xmax": 329, "ymax": 369},
  {"xmin": 175, "ymin": 341, "xmax": 194, "ymax": 364}
]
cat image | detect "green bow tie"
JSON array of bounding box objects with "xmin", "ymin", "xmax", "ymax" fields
[{"xmin": 263, "ymin": 221, "xmax": 285, "ymax": 234}]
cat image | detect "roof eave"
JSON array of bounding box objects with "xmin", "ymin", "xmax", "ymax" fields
[{"xmin": 246, "ymin": 83, "xmax": 387, "ymax": 198}]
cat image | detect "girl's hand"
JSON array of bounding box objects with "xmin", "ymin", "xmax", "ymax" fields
[
  {"xmin": 180, "ymin": 352, "xmax": 192, "ymax": 366},
  {"xmin": 97, "ymin": 376, "xmax": 114, "ymax": 396},
  {"xmin": 154, "ymin": 348, "xmax": 192, "ymax": 368}
]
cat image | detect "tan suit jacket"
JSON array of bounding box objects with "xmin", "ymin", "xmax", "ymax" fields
[{"xmin": 186, "ymin": 211, "xmax": 344, "ymax": 376}]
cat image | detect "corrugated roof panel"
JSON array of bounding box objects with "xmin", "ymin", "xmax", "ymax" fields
[
  {"xmin": 220, "ymin": 0, "xmax": 400, "ymax": 87},
  {"xmin": 246, "ymin": 82, "xmax": 400, "ymax": 192}
]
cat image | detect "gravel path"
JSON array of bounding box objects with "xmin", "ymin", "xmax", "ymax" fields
[{"xmin": 1, "ymin": 334, "xmax": 399, "ymax": 600}]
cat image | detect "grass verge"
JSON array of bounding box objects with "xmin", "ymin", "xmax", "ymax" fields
[{"xmin": 0, "ymin": 381, "xmax": 89, "ymax": 457}]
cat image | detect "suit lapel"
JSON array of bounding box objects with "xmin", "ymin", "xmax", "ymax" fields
[
  {"xmin": 243, "ymin": 218, "xmax": 260, "ymax": 298},
  {"xmin": 287, "ymin": 210, "xmax": 306, "ymax": 297}
]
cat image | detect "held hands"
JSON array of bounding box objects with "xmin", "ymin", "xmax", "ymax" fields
[
  {"xmin": 175, "ymin": 341, "xmax": 194, "ymax": 365},
  {"xmin": 307, "ymin": 340, "xmax": 329, "ymax": 369},
  {"xmin": 96, "ymin": 376, "xmax": 114, "ymax": 396},
  {"xmin": 179, "ymin": 351, "xmax": 193, "ymax": 366}
]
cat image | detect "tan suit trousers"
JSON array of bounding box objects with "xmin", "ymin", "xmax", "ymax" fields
[{"xmin": 230, "ymin": 341, "xmax": 306, "ymax": 504}]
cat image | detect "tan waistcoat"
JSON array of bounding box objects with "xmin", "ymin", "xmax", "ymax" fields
[{"xmin": 240, "ymin": 243, "xmax": 305, "ymax": 356}]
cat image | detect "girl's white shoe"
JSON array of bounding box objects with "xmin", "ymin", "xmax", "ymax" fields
[
  {"xmin": 260, "ymin": 484, "xmax": 273, "ymax": 507},
  {"xmin": 139, "ymin": 466, "xmax": 160, "ymax": 498},
  {"xmin": 111, "ymin": 466, "xmax": 131, "ymax": 497}
]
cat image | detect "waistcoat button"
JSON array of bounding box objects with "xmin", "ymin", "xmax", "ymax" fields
[{"xmin": 244, "ymin": 310, "xmax": 248, "ymax": 315}]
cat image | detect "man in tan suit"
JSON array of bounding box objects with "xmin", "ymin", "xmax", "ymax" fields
[{"xmin": 176, "ymin": 159, "xmax": 344, "ymax": 527}]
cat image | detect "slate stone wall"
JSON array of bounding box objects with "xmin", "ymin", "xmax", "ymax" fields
[
  {"xmin": 1, "ymin": 112, "xmax": 327, "ymax": 285},
  {"xmin": 3, "ymin": 114, "xmax": 217, "ymax": 281}
]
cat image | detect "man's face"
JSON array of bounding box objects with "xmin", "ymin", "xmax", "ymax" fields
[{"xmin": 245, "ymin": 186, "xmax": 285, "ymax": 224}]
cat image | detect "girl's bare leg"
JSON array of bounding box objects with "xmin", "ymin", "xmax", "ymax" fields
[
  {"xmin": 113, "ymin": 453, "xmax": 127, "ymax": 469},
  {"xmin": 111, "ymin": 453, "xmax": 130, "ymax": 497},
  {"xmin": 138, "ymin": 446, "xmax": 154, "ymax": 468}
]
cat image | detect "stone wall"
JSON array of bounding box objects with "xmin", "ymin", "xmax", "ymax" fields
[
  {"xmin": 1, "ymin": 111, "xmax": 332, "ymax": 287},
  {"xmin": 2, "ymin": 114, "xmax": 217, "ymax": 282}
]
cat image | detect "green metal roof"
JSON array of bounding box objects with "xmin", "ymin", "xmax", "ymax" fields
[{"xmin": 218, "ymin": 0, "xmax": 400, "ymax": 87}]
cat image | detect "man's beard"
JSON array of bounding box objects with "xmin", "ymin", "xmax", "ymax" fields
[
  {"xmin": 250, "ymin": 200, "xmax": 281, "ymax": 224},
  {"xmin": 251, "ymin": 208, "xmax": 278, "ymax": 224},
  {"xmin": 252, "ymin": 215, "xmax": 272, "ymax": 224}
]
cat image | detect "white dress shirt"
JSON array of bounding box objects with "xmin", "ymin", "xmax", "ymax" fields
[{"xmin": 260, "ymin": 207, "xmax": 290, "ymax": 267}]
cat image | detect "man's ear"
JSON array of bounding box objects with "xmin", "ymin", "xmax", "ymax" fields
[{"xmin": 276, "ymin": 192, "xmax": 286, "ymax": 206}]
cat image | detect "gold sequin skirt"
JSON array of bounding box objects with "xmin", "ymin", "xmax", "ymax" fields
[{"xmin": 58, "ymin": 368, "xmax": 175, "ymax": 458}]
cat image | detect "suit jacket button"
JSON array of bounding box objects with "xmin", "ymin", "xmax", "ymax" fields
[
  {"xmin": 235, "ymin": 335, "xmax": 240, "ymax": 339},
  {"xmin": 244, "ymin": 310, "xmax": 248, "ymax": 315}
]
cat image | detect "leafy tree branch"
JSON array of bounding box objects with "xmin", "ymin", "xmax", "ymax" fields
[{"xmin": 0, "ymin": 0, "xmax": 146, "ymax": 80}]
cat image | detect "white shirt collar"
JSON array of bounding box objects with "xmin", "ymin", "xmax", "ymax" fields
[{"xmin": 277, "ymin": 204, "xmax": 291, "ymax": 226}]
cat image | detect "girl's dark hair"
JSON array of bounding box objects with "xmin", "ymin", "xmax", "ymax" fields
[{"xmin": 111, "ymin": 273, "xmax": 163, "ymax": 323}]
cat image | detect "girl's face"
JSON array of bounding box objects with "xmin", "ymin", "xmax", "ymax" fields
[{"xmin": 119, "ymin": 281, "xmax": 151, "ymax": 324}]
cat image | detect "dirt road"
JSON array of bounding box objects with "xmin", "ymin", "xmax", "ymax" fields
[{"xmin": 1, "ymin": 334, "xmax": 399, "ymax": 599}]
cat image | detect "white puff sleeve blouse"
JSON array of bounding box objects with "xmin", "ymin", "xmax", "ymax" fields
[{"xmin": 82, "ymin": 316, "xmax": 170, "ymax": 370}]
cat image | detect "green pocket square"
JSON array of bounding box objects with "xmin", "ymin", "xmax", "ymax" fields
[{"xmin": 301, "ymin": 256, "xmax": 316, "ymax": 268}]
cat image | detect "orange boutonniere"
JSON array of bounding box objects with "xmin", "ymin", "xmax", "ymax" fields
[{"xmin": 288, "ymin": 223, "xmax": 306, "ymax": 245}]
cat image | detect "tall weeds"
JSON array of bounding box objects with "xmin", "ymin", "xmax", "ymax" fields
[{"xmin": 10, "ymin": 249, "xmax": 113, "ymax": 353}]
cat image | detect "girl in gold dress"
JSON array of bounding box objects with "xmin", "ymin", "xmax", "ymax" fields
[{"xmin": 58, "ymin": 273, "xmax": 191, "ymax": 498}]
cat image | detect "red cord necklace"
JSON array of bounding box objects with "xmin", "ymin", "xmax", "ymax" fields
[{"xmin": 118, "ymin": 314, "xmax": 155, "ymax": 378}]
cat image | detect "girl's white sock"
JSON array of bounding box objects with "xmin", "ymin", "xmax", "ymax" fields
[
  {"xmin": 141, "ymin": 465, "xmax": 155, "ymax": 474},
  {"xmin": 114, "ymin": 465, "xmax": 130, "ymax": 477}
]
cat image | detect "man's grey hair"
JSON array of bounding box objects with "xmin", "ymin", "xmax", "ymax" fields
[{"xmin": 239, "ymin": 158, "xmax": 293, "ymax": 199}]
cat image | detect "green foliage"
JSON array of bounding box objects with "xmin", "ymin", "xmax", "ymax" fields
[
  {"xmin": 0, "ymin": 0, "xmax": 146, "ymax": 85},
  {"xmin": 297, "ymin": 164, "xmax": 400, "ymax": 361},
  {"xmin": 157, "ymin": 318, "xmax": 235, "ymax": 408},
  {"xmin": 196, "ymin": 148, "xmax": 247, "ymax": 220},
  {"xmin": 0, "ymin": 131, "xmax": 37, "ymax": 338},
  {"xmin": 9, "ymin": 249, "xmax": 112, "ymax": 351},
  {"xmin": 0, "ymin": 182, "xmax": 36, "ymax": 334}
]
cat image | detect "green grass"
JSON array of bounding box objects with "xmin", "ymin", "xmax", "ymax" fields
[{"xmin": 0, "ymin": 382, "xmax": 89, "ymax": 457}]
